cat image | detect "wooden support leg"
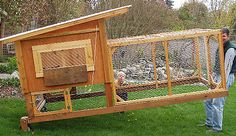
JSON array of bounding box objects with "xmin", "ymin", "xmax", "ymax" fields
[{"xmin": 20, "ymin": 116, "xmax": 30, "ymax": 131}]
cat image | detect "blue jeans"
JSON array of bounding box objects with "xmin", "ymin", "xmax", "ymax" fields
[{"xmin": 204, "ymin": 73, "xmax": 235, "ymax": 131}]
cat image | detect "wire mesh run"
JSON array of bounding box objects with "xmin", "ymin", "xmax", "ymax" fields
[
  {"xmin": 110, "ymin": 30, "xmax": 223, "ymax": 102},
  {"xmin": 31, "ymin": 85, "xmax": 106, "ymax": 116}
]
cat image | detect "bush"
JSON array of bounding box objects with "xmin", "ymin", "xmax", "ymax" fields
[
  {"xmin": 0, "ymin": 65, "xmax": 8, "ymax": 73},
  {"xmin": 0, "ymin": 57, "xmax": 18, "ymax": 74},
  {"xmin": 0, "ymin": 78, "xmax": 20, "ymax": 88},
  {"xmin": 6, "ymin": 57, "xmax": 18, "ymax": 74}
]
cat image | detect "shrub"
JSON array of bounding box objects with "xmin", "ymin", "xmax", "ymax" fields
[
  {"xmin": 0, "ymin": 57, "xmax": 18, "ymax": 74},
  {"xmin": 0, "ymin": 65, "xmax": 8, "ymax": 73},
  {"xmin": 6, "ymin": 57, "xmax": 18, "ymax": 74},
  {"xmin": 0, "ymin": 78, "xmax": 20, "ymax": 88}
]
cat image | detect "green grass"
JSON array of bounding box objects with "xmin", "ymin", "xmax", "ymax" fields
[{"xmin": 1, "ymin": 83, "xmax": 236, "ymax": 136}]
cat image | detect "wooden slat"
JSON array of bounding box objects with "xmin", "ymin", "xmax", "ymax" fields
[
  {"xmin": 45, "ymin": 91, "xmax": 105, "ymax": 103},
  {"xmin": 15, "ymin": 41, "xmax": 28, "ymax": 93},
  {"xmin": 116, "ymin": 89, "xmax": 227, "ymax": 105},
  {"xmin": 117, "ymin": 76, "xmax": 199, "ymax": 93},
  {"xmin": 116, "ymin": 95, "xmax": 125, "ymax": 102},
  {"xmin": 204, "ymin": 36, "xmax": 212, "ymax": 85},
  {"xmin": 0, "ymin": 5, "xmax": 131, "ymax": 44},
  {"xmin": 163, "ymin": 41, "xmax": 172, "ymax": 95},
  {"xmin": 32, "ymin": 39, "xmax": 94, "ymax": 77},
  {"xmin": 28, "ymin": 89, "xmax": 228, "ymax": 123},
  {"xmin": 63, "ymin": 89, "xmax": 72, "ymax": 112},
  {"xmin": 34, "ymin": 109, "xmax": 69, "ymax": 117},
  {"xmin": 24, "ymin": 93, "xmax": 34, "ymax": 117},
  {"xmin": 151, "ymin": 42, "xmax": 158, "ymax": 88},
  {"xmin": 25, "ymin": 28, "xmax": 100, "ymax": 40},
  {"xmin": 217, "ymin": 33, "xmax": 226, "ymax": 89},
  {"xmin": 194, "ymin": 37, "xmax": 202, "ymax": 78},
  {"xmin": 43, "ymin": 65, "xmax": 88, "ymax": 86},
  {"xmin": 108, "ymin": 29, "xmax": 221, "ymax": 48},
  {"xmin": 98, "ymin": 19, "xmax": 114, "ymax": 107}
]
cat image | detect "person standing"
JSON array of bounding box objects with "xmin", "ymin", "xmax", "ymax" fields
[{"xmin": 200, "ymin": 27, "xmax": 236, "ymax": 133}]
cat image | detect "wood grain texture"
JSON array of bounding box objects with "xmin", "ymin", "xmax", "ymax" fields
[
  {"xmin": 43, "ymin": 65, "xmax": 88, "ymax": 86},
  {"xmin": 20, "ymin": 21, "xmax": 105, "ymax": 92}
]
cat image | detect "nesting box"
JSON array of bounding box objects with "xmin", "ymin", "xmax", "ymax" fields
[{"xmin": 0, "ymin": 5, "xmax": 227, "ymax": 131}]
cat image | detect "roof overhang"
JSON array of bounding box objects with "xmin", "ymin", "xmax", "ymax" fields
[{"xmin": 0, "ymin": 5, "xmax": 131, "ymax": 45}]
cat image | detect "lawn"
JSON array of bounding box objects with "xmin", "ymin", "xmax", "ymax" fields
[{"xmin": 1, "ymin": 83, "xmax": 236, "ymax": 136}]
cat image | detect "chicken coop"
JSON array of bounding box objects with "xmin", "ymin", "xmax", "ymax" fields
[{"xmin": 0, "ymin": 5, "xmax": 227, "ymax": 131}]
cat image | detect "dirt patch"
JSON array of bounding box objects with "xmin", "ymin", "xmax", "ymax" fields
[{"xmin": 0, "ymin": 86, "xmax": 23, "ymax": 99}]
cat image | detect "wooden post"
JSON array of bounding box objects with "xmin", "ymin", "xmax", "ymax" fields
[
  {"xmin": 204, "ymin": 36, "xmax": 212, "ymax": 85},
  {"xmin": 163, "ymin": 41, "xmax": 172, "ymax": 95},
  {"xmin": 194, "ymin": 37, "xmax": 202, "ymax": 78},
  {"xmin": 15, "ymin": 41, "xmax": 34, "ymax": 117},
  {"xmin": 218, "ymin": 34, "xmax": 226, "ymax": 89},
  {"xmin": 20, "ymin": 116, "xmax": 29, "ymax": 131},
  {"xmin": 151, "ymin": 42, "xmax": 158, "ymax": 88},
  {"xmin": 64, "ymin": 89, "xmax": 72, "ymax": 112},
  {"xmin": 98, "ymin": 19, "xmax": 114, "ymax": 107}
]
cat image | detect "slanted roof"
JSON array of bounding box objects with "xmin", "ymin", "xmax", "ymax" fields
[{"xmin": 0, "ymin": 5, "xmax": 131, "ymax": 45}]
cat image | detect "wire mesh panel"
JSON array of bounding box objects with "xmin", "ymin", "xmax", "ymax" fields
[
  {"xmin": 209, "ymin": 36, "xmax": 222, "ymax": 88},
  {"xmin": 109, "ymin": 29, "xmax": 226, "ymax": 103},
  {"xmin": 168, "ymin": 39, "xmax": 196, "ymax": 80},
  {"xmin": 112, "ymin": 44, "xmax": 153, "ymax": 84},
  {"xmin": 31, "ymin": 85, "xmax": 107, "ymax": 116},
  {"xmin": 72, "ymin": 84, "xmax": 106, "ymax": 110},
  {"xmin": 32, "ymin": 89, "xmax": 72, "ymax": 116},
  {"xmin": 199, "ymin": 36, "xmax": 208, "ymax": 80}
]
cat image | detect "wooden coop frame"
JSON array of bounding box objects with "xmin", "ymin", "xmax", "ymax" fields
[
  {"xmin": 0, "ymin": 5, "xmax": 227, "ymax": 131},
  {"xmin": 108, "ymin": 29, "xmax": 227, "ymax": 99}
]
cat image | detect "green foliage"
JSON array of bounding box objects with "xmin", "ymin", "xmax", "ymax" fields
[
  {"xmin": 0, "ymin": 57, "xmax": 18, "ymax": 74},
  {"xmin": 0, "ymin": 55, "xmax": 8, "ymax": 63},
  {"xmin": 178, "ymin": 1, "xmax": 210, "ymax": 29},
  {"xmin": 6, "ymin": 57, "xmax": 18, "ymax": 74},
  {"xmin": 0, "ymin": 78, "xmax": 20, "ymax": 87}
]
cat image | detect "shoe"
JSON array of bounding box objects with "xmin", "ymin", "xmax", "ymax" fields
[
  {"xmin": 197, "ymin": 122, "xmax": 212, "ymax": 129},
  {"xmin": 206, "ymin": 128, "xmax": 222, "ymax": 134}
]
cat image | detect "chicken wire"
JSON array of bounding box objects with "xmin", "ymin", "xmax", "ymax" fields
[
  {"xmin": 112, "ymin": 36, "xmax": 222, "ymax": 101},
  {"xmin": 32, "ymin": 84, "xmax": 106, "ymax": 114}
]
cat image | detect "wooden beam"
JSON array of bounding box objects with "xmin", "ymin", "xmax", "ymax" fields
[
  {"xmin": 98, "ymin": 19, "xmax": 114, "ymax": 107},
  {"xmin": 151, "ymin": 42, "xmax": 158, "ymax": 88},
  {"xmin": 25, "ymin": 28, "xmax": 99, "ymax": 40},
  {"xmin": 194, "ymin": 37, "xmax": 202, "ymax": 78},
  {"xmin": 163, "ymin": 41, "xmax": 172, "ymax": 95},
  {"xmin": 116, "ymin": 95, "xmax": 125, "ymax": 102},
  {"xmin": 27, "ymin": 89, "xmax": 227, "ymax": 123},
  {"xmin": 204, "ymin": 36, "xmax": 211, "ymax": 85},
  {"xmin": 15, "ymin": 41, "xmax": 29, "ymax": 93},
  {"xmin": 108, "ymin": 29, "xmax": 221, "ymax": 48},
  {"xmin": 117, "ymin": 76, "xmax": 199, "ymax": 93},
  {"xmin": 217, "ymin": 34, "xmax": 226, "ymax": 89}
]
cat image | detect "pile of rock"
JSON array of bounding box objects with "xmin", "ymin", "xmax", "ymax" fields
[{"xmin": 114, "ymin": 58, "xmax": 195, "ymax": 82}]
